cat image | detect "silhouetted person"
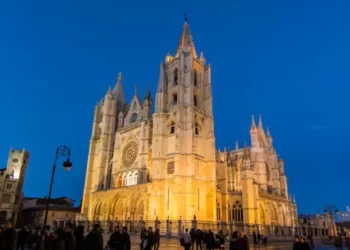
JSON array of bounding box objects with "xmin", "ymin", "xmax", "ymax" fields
[
  {"xmin": 84, "ymin": 224, "xmax": 103, "ymax": 250},
  {"xmin": 121, "ymin": 226, "xmax": 131, "ymax": 250},
  {"xmin": 107, "ymin": 226, "xmax": 122, "ymax": 250},
  {"xmin": 154, "ymin": 229, "xmax": 160, "ymax": 250},
  {"xmin": 16, "ymin": 227, "xmax": 29, "ymax": 250},
  {"xmin": 74, "ymin": 225, "xmax": 85, "ymax": 250},
  {"xmin": 3, "ymin": 221, "xmax": 16, "ymax": 250}
]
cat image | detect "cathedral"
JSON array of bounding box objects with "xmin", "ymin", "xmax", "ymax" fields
[{"xmin": 81, "ymin": 19, "xmax": 298, "ymax": 236}]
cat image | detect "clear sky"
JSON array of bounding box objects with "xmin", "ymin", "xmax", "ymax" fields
[{"xmin": 1, "ymin": 0, "xmax": 349, "ymax": 215}]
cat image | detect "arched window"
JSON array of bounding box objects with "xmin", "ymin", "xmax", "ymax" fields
[
  {"xmin": 228, "ymin": 205, "xmax": 231, "ymax": 222},
  {"xmin": 170, "ymin": 122, "xmax": 175, "ymax": 134},
  {"xmin": 118, "ymin": 176, "xmax": 122, "ymax": 187},
  {"xmin": 232, "ymin": 201, "xmax": 244, "ymax": 223},
  {"xmin": 130, "ymin": 113, "xmax": 137, "ymax": 123},
  {"xmin": 216, "ymin": 203, "xmax": 221, "ymax": 221},
  {"xmin": 127, "ymin": 172, "xmax": 132, "ymax": 186},
  {"xmin": 123, "ymin": 175, "xmax": 127, "ymax": 187},
  {"xmin": 174, "ymin": 69, "xmax": 178, "ymax": 85},
  {"xmin": 193, "ymin": 95, "xmax": 198, "ymax": 107},
  {"xmin": 194, "ymin": 122, "xmax": 199, "ymax": 136},
  {"xmin": 133, "ymin": 172, "xmax": 138, "ymax": 185},
  {"xmin": 2, "ymin": 194, "xmax": 11, "ymax": 203},
  {"xmin": 173, "ymin": 94, "xmax": 178, "ymax": 106},
  {"xmin": 193, "ymin": 71, "xmax": 198, "ymax": 87}
]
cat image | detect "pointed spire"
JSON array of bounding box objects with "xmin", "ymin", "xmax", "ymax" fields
[
  {"xmin": 243, "ymin": 143, "xmax": 250, "ymax": 160},
  {"xmin": 175, "ymin": 15, "xmax": 197, "ymax": 58},
  {"xmin": 144, "ymin": 87, "xmax": 152, "ymax": 102},
  {"xmin": 235, "ymin": 140, "xmax": 239, "ymax": 150},
  {"xmin": 106, "ymin": 86, "xmax": 113, "ymax": 99},
  {"xmin": 157, "ymin": 62, "xmax": 166, "ymax": 93},
  {"xmin": 258, "ymin": 114, "xmax": 263, "ymax": 129},
  {"xmin": 266, "ymin": 127, "xmax": 271, "ymax": 138},
  {"xmin": 113, "ymin": 72, "xmax": 126, "ymax": 103},
  {"xmin": 250, "ymin": 115, "xmax": 257, "ymax": 130}
]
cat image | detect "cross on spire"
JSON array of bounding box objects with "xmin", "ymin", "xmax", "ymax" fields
[{"xmin": 184, "ymin": 12, "xmax": 188, "ymax": 22}]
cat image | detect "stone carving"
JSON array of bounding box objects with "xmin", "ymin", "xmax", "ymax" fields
[{"xmin": 122, "ymin": 141, "xmax": 138, "ymax": 167}]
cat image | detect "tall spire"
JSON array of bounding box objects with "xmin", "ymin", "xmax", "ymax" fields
[
  {"xmin": 175, "ymin": 14, "xmax": 197, "ymax": 58},
  {"xmin": 113, "ymin": 72, "xmax": 126, "ymax": 103},
  {"xmin": 258, "ymin": 114, "xmax": 263, "ymax": 129},
  {"xmin": 250, "ymin": 115, "xmax": 257, "ymax": 130},
  {"xmin": 157, "ymin": 62, "xmax": 166, "ymax": 93},
  {"xmin": 243, "ymin": 143, "xmax": 250, "ymax": 160}
]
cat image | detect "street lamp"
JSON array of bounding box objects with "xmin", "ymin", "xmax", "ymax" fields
[
  {"xmin": 324, "ymin": 204, "xmax": 339, "ymax": 237},
  {"xmin": 42, "ymin": 146, "xmax": 72, "ymax": 233}
]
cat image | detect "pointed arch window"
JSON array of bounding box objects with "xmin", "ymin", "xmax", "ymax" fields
[
  {"xmin": 173, "ymin": 93, "xmax": 178, "ymax": 106},
  {"xmin": 194, "ymin": 122, "xmax": 199, "ymax": 136},
  {"xmin": 216, "ymin": 203, "xmax": 221, "ymax": 221},
  {"xmin": 174, "ymin": 68, "xmax": 178, "ymax": 85},
  {"xmin": 118, "ymin": 176, "xmax": 122, "ymax": 188},
  {"xmin": 232, "ymin": 202, "xmax": 244, "ymax": 223},
  {"xmin": 132, "ymin": 171, "xmax": 138, "ymax": 185},
  {"xmin": 193, "ymin": 95, "xmax": 198, "ymax": 107},
  {"xmin": 130, "ymin": 113, "xmax": 137, "ymax": 123},
  {"xmin": 170, "ymin": 122, "xmax": 175, "ymax": 135},
  {"xmin": 193, "ymin": 71, "xmax": 198, "ymax": 87}
]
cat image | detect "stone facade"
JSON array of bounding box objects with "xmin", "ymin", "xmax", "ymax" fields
[
  {"xmin": 81, "ymin": 20, "xmax": 298, "ymax": 235},
  {"xmin": 0, "ymin": 148, "xmax": 29, "ymax": 224}
]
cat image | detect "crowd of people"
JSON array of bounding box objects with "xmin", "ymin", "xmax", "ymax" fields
[
  {"xmin": 2, "ymin": 220, "xmax": 350, "ymax": 250},
  {"xmin": 180, "ymin": 228, "xmax": 249, "ymax": 250}
]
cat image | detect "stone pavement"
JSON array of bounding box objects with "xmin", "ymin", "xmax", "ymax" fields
[{"xmin": 101, "ymin": 235, "xmax": 345, "ymax": 249}]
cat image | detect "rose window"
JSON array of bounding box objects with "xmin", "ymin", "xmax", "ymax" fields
[{"xmin": 122, "ymin": 141, "xmax": 138, "ymax": 167}]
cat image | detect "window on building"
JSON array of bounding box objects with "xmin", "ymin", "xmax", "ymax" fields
[
  {"xmin": 170, "ymin": 122, "xmax": 175, "ymax": 134},
  {"xmin": 194, "ymin": 95, "xmax": 198, "ymax": 107},
  {"xmin": 228, "ymin": 205, "xmax": 231, "ymax": 222},
  {"xmin": 232, "ymin": 202, "xmax": 244, "ymax": 223},
  {"xmin": 132, "ymin": 172, "xmax": 138, "ymax": 185},
  {"xmin": 194, "ymin": 123, "xmax": 199, "ymax": 136},
  {"xmin": 130, "ymin": 113, "xmax": 137, "ymax": 123},
  {"xmin": 174, "ymin": 69, "xmax": 178, "ymax": 85},
  {"xmin": 173, "ymin": 94, "xmax": 177, "ymax": 106},
  {"xmin": 216, "ymin": 203, "xmax": 221, "ymax": 221},
  {"xmin": 194, "ymin": 71, "xmax": 198, "ymax": 87},
  {"xmin": 6, "ymin": 184, "xmax": 12, "ymax": 189},
  {"xmin": 2, "ymin": 194, "xmax": 11, "ymax": 203}
]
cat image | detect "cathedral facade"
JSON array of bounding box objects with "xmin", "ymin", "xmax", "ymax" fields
[{"xmin": 81, "ymin": 20, "xmax": 298, "ymax": 235}]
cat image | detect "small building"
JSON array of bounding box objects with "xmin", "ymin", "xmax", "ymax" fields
[{"xmin": 17, "ymin": 196, "xmax": 80, "ymax": 229}]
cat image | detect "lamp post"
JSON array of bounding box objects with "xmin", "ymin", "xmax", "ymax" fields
[
  {"xmin": 324, "ymin": 204, "xmax": 339, "ymax": 237},
  {"xmin": 42, "ymin": 146, "xmax": 72, "ymax": 233}
]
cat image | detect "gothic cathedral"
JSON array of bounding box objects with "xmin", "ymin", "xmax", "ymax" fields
[{"xmin": 81, "ymin": 20, "xmax": 298, "ymax": 235}]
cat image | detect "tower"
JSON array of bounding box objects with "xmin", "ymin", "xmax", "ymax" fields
[
  {"xmin": 0, "ymin": 148, "xmax": 29, "ymax": 224},
  {"xmin": 240, "ymin": 145, "xmax": 257, "ymax": 227},
  {"xmin": 151, "ymin": 17, "xmax": 217, "ymax": 222},
  {"xmin": 81, "ymin": 74, "xmax": 125, "ymax": 217}
]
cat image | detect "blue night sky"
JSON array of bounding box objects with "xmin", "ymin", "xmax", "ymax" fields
[{"xmin": 0, "ymin": 0, "xmax": 349, "ymax": 214}]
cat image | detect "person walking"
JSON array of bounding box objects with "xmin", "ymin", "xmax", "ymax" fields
[{"xmin": 180, "ymin": 228, "xmax": 192, "ymax": 250}]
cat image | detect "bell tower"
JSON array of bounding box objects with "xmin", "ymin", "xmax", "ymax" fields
[{"xmin": 151, "ymin": 16, "xmax": 216, "ymax": 222}]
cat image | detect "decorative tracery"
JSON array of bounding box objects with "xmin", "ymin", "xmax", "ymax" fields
[{"xmin": 122, "ymin": 141, "xmax": 138, "ymax": 167}]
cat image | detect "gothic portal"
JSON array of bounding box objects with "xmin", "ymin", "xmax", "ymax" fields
[{"xmin": 81, "ymin": 19, "xmax": 298, "ymax": 235}]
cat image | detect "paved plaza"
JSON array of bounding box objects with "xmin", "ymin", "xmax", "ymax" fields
[{"xmin": 101, "ymin": 235, "xmax": 345, "ymax": 250}]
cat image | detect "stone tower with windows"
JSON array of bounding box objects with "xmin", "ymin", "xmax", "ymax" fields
[
  {"xmin": 151, "ymin": 19, "xmax": 217, "ymax": 221},
  {"xmin": 0, "ymin": 148, "xmax": 29, "ymax": 224}
]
